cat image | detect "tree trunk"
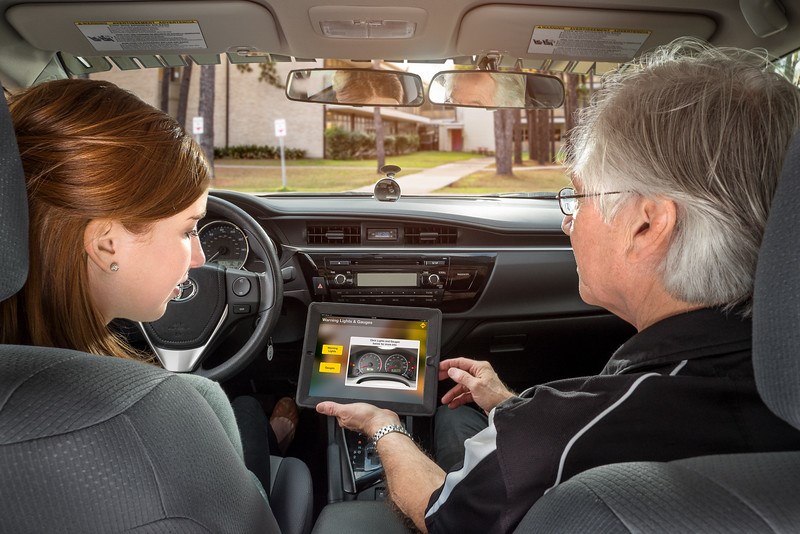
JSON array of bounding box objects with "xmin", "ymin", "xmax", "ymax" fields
[
  {"xmin": 199, "ymin": 64, "xmax": 215, "ymax": 177},
  {"xmin": 537, "ymin": 109, "xmax": 548, "ymax": 164},
  {"xmin": 513, "ymin": 109, "xmax": 523, "ymax": 165},
  {"xmin": 564, "ymin": 73, "xmax": 579, "ymax": 134},
  {"xmin": 159, "ymin": 68, "xmax": 171, "ymax": 113},
  {"xmin": 372, "ymin": 60, "xmax": 386, "ymax": 173},
  {"xmin": 494, "ymin": 109, "xmax": 514, "ymax": 176},
  {"xmin": 527, "ymin": 109, "xmax": 537, "ymax": 162},
  {"xmin": 176, "ymin": 63, "xmax": 193, "ymax": 129},
  {"xmin": 374, "ymin": 107, "xmax": 385, "ymax": 172}
]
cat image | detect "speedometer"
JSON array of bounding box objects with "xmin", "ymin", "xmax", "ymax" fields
[
  {"xmin": 385, "ymin": 354, "xmax": 409, "ymax": 375},
  {"xmin": 356, "ymin": 352, "xmax": 382, "ymax": 374},
  {"xmin": 198, "ymin": 220, "xmax": 249, "ymax": 270}
]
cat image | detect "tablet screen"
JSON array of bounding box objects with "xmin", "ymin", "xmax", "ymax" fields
[{"xmin": 296, "ymin": 303, "xmax": 442, "ymax": 415}]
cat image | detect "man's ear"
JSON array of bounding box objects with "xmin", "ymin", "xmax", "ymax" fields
[
  {"xmin": 627, "ymin": 197, "xmax": 677, "ymax": 263},
  {"xmin": 84, "ymin": 219, "xmax": 117, "ymax": 271}
]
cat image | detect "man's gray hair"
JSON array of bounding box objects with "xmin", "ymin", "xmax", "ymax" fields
[
  {"xmin": 492, "ymin": 73, "xmax": 526, "ymax": 107},
  {"xmin": 566, "ymin": 37, "xmax": 800, "ymax": 314}
]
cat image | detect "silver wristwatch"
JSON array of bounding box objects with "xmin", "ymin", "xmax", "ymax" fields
[{"xmin": 371, "ymin": 424, "xmax": 412, "ymax": 444}]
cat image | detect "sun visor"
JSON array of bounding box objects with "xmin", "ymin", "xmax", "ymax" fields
[
  {"xmin": 456, "ymin": 6, "xmax": 716, "ymax": 65},
  {"xmin": 6, "ymin": 1, "xmax": 282, "ymax": 56}
]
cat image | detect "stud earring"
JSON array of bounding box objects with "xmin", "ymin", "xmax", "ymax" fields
[{"xmin": 110, "ymin": 262, "xmax": 120, "ymax": 272}]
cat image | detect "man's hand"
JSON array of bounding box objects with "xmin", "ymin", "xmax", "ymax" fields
[
  {"xmin": 316, "ymin": 401, "xmax": 401, "ymax": 437},
  {"xmin": 439, "ymin": 358, "xmax": 516, "ymax": 413}
]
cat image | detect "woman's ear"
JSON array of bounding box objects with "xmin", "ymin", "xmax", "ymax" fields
[{"xmin": 84, "ymin": 219, "xmax": 117, "ymax": 271}]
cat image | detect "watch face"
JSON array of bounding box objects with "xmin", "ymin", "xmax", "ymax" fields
[{"xmin": 374, "ymin": 178, "xmax": 401, "ymax": 202}]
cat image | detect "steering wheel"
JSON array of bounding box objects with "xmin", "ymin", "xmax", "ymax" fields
[{"xmin": 138, "ymin": 195, "xmax": 283, "ymax": 382}]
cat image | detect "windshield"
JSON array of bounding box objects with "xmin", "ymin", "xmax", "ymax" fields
[
  {"xmin": 83, "ymin": 59, "xmax": 577, "ymax": 196},
  {"xmin": 51, "ymin": 47, "xmax": 800, "ymax": 196}
]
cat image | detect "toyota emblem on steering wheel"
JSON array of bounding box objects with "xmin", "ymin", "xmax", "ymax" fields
[{"xmin": 172, "ymin": 278, "xmax": 198, "ymax": 302}]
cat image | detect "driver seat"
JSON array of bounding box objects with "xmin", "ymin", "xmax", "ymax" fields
[{"xmin": 0, "ymin": 89, "xmax": 310, "ymax": 533}]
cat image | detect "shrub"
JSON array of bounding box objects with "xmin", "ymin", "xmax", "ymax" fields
[
  {"xmin": 392, "ymin": 134, "xmax": 419, "ymax": 155},
  {"xmin": 214, "ymin": 144, "xmax": 306, "ymax": 160},
  {"xmin": 324, "ymin": 127, "xmax": 420, "ymax": 160}
]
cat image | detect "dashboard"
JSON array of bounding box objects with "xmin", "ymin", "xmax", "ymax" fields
[{"xmin": 201, "ymin": 190, "xmax": 635, "ymax": 388}]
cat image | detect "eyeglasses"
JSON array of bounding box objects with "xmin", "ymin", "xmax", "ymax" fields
[{"xmin": 555, "ymin": 187, "xmax": 625, "ymax": 216}]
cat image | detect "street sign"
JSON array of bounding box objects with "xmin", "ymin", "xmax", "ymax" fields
[
  {"xmin": 275, "ymin": 118, "xmax": 287, "ymax": 137},
  {"xmin": 192, "ymin": 116, "xmax": 204, "ymax": 135}
]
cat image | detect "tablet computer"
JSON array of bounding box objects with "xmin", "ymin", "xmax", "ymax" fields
[{"xmin": 296, "ymin": 302, "xmax": 442, "ymax": 416}]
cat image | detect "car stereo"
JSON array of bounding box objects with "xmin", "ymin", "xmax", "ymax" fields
[{"xmin": 304, "ymin": 253, "xmax": 496, "ymax": 312}]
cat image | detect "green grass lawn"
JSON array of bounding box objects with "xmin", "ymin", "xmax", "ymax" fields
[
  {"xmin": 211, "ymin": 151, "xmax": 569, "ymax": 193},
  {"xmin": 215, "ymin": 150, "xmax": 478, "ymax": 169},
  {"xmin": 435, "ymin": 168, "xmax": 570, "ymax": 194},
  {"xmin": 212, "ymin": 166, "xmax": 403, "ymax": 193}
]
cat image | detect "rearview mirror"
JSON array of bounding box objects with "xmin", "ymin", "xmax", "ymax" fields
[
  {"xmin": 286, "ymin": 68, "xmax": 425, "ymax": 106},
  {"xmin": 428, "ymin": 71, "xmax": 565, "ymax": 109}
]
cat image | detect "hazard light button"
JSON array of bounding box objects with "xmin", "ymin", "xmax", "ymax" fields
[{"xmin": 312, "ymin": 276, "xmax": 328, "ymax": 296}]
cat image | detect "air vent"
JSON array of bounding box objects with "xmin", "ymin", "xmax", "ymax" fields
[
  {"xmin": 307, "ymin": 225, "xmax": 361, "ymax": 245},
  {"xmin": 404, "ymin": 225, "xmax": 457, "ymax": 245}
]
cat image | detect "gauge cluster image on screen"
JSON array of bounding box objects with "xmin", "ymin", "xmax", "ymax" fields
[
  {"xmin": 303, "ymin": 313, "xmax": 430, "ymax": 406},
  {"xmin": 345, "ymin": 340, "xmax": 419, "ymax": 389}
]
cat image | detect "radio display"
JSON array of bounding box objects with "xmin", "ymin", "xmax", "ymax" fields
[{"xmin": 357, "ymin": 272, "xmax": 417, "ymax": 287}]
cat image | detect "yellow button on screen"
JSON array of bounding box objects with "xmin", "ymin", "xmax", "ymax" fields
[
  {"xmin": 322, "ymin": 344, "xmax": 343, "ymax": 355},
  {"xmin": 319, "ymin": 362, "xmax": 341, "ymax": 374}
]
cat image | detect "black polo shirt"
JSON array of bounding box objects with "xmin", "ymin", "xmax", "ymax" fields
[{"xmin": 425, "ymin": 308, "xmax": 800, "ymax": 534}]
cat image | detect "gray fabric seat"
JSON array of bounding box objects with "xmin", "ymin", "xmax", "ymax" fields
[
  {"xmin": 516, "ymin": 452, "xmax": 800, "ymax": 532},
  {"xmin": 0, "ymin": 347, "xmax": 281, "ymax": 533},
  {"xmin": 0, "ymin": 90, "xmax": 311, "ymax": 533}
]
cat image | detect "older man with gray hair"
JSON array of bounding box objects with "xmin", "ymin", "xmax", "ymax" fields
[{"xmin": 317, "ymin": 38, "xmax": 800, "ymax": 534}]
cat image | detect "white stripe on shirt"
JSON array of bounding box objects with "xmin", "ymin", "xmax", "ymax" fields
[
  {"xmin": 425, "ymin": 408, "xmax": 499, "ymax": 518},
  {"xmin": 670, "ymin": 360, "xmax": 688, "ymax": 376},
  {"xmin": 545, "ymin": 372, "xmax": 661, "ymax": 494}
]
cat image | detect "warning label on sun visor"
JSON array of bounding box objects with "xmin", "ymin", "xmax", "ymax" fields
[
  {"xmin": 528, "ymin": 26, "xmax": 650, "ymax": 61},
  {"xmin": 76, "ymin": 20, "xmax": 207, "ymax": 51}
]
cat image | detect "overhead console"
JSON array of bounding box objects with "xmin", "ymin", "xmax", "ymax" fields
[{"xmin": 301, "ymin": 253, "xmax": 496, "ymax": 312}]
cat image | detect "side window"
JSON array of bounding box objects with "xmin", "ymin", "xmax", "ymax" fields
[{"xmin": 775, "ymin": 49, "xmax": 800, "ymax": 87}]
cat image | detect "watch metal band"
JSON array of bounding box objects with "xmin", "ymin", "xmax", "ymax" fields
[{"xmin": 371, "ymin": 424, "xmax": 412, "ymax": 444}]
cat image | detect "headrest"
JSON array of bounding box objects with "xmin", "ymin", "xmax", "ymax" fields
[
  {"xmin": 0, "ymin": 89, "xmax": 28, "ymax": 300},
  {"xmin": 753, "ymin": 130, "xmax": 800, "ymax": 430}
]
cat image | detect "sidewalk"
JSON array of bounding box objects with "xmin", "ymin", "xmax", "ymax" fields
[{"xmin": 351, "ymin": 157, "xmax": 494, "ymax": 194}]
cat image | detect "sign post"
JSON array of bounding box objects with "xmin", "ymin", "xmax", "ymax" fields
[
  {"xmin": 192, "ymin": 116, "xmax": 204, "ymax": 145},
  {"xmin": 275, "ymin": 118, "xmax": 287, "ymax": 190}
]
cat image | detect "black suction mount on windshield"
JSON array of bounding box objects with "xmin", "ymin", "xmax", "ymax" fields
[{"xmin": 374, "ymin": 165, "xmax": 401, "ymax": 202}]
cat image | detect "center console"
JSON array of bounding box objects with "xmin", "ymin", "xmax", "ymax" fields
[
  {"xmin": 303, "ymin": 253, "xmax": 496, "ymax": 312},
  {"xmin": 328, "ymin": 418, "xmax": 415, "ymax": 499}
]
